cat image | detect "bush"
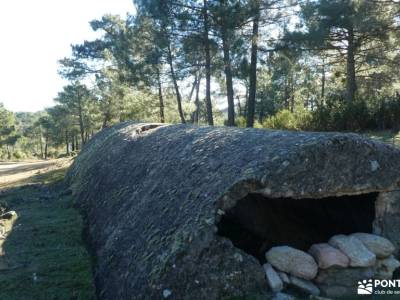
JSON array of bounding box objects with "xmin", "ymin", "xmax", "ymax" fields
[
  {"xmin": 235, "ymin": 116, "xmax": 263, "ymax": 128},
  {"xmin": 308, "ymin": 94, "xmax": 378, "ymax": 132},
  {"xmin": 373, "ymin": 95, "xmax": 400, "ymax": 130},
  {"xmin": 235, "ymin": 116, "xmax": 246, "ymax": 127},
  {"xmin": 12, "ymin": 150, "xmax": 26, "ymax": 160},
  {"xmin": 263, "ymin": 108, "xmax": 313, "ymax": 131}
]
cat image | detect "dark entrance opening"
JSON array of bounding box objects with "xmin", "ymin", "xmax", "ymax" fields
[{"xmin": 217, "ymin": 192, "xmax": 378, "ymax": 263}]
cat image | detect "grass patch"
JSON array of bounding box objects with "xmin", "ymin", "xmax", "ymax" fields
[
  {"xmin": 28, "ymin": 167, "xmax": 69, "ymax": 185},
  {"xmin": 365, "ymin": 130, "xmax": 400, "ymax": 147},
  {"xmin": 0, "ymin": 165, "xmax": 95, "ymax": 300}
]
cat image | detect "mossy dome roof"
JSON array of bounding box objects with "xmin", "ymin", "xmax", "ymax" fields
[{"xmin": 67, "ymin": 122, "xmax": 400, "ymax": 299}]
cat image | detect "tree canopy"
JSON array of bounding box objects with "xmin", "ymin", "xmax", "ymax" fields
[{"xmin": 3, "ymin": 0, "xmax": 400, "ymax": 159}]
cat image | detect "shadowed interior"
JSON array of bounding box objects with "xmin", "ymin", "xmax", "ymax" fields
[{"xmin": 217, "ymin": 192, "xmax": 378, "ymax": 263}]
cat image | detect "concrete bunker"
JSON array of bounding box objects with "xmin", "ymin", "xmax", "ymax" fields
[
  {"xmin": 217, "ymin": 192, "xmax": 378, "ymax": 262},
  {"xmin": 67, "ymin": 122, "xmax": 400, "ymax": 299}
]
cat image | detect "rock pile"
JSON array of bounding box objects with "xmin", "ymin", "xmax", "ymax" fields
[{"xmin": 263, "ymin": 233, "xmax": 399, "ymax": 298}]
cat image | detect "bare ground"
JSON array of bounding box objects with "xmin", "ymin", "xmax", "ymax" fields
[{"xmin": 0, "ymin": 159, "xmax": 71, "ymax": 189}]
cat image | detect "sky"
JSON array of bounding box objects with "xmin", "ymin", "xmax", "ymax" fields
[{"xmin": 0, "ymin": 0, "xmax": 134, "ymax": 112}]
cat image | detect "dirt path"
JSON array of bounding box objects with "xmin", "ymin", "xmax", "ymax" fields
[
  {"xmin": 0, "ymin": 159, "xmax": 71, "ymax": 189},
  {"xmin": 0, "ymin": 161, "xmax": 55, "ymax": 172}
]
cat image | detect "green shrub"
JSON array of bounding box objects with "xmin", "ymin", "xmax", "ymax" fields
[
  {"xmin": 12, "ymin": 150, "xmax": 26, "ymax": 160},
  {"xmin": 235, "ymin": 116, "xmax": 263, "ymax": 128},
  {"xmin": 263, "ymin": 108, "xmax": 313, "ymax": 131},
  {"xmin": 235, "ymin": 116, "xmax": 247, "ymax": 127},
  {"xmin": 310, "ymin": 98, "xmax": 375, "ymax": 131}
]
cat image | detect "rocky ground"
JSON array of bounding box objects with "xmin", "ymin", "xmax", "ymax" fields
[{"xmin": 0, "ymin": 160, "xmax": 95, "ymax": 299}]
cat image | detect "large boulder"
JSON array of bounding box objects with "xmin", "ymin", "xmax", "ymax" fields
[
  {"xmin": 266, "ymin": 246, "xmax": 318, "ymax": 280},
  {"xmin": 308, "ymin": 243, "xmax": 349, "ymax": 269},
  {"xmin": 66, "ymin": 122, "xmax": 400, "ymax": 299},
  {"xmin": 351, "ymin": 232, "xmax": 395, "ymax": 258},
  {"xmin": 328, "ymin": 235, "xmax": 376, "ymax": 267}
]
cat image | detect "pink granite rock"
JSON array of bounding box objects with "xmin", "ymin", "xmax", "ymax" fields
[{"xmin": 308, "ymin": 243, "xmax": 350, "ymax": 269}]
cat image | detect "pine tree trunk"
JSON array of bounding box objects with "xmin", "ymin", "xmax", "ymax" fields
[
  {"xmin": 156, "ymin": 67, "xmax": 165, "ymax": 123},
  {"xmin": 237, "ymin": 96, "xmax": 242, "ymax": 116},
  {"xmin": 321, "ymin": 58, "xmax": 326, "ymax": 101},
  {"xmin": 39, "ymin": 127, "xmax": 44, "ymax": 159},
  {"xmin": 44, "ymin": 134, "xmax": 48, "ymax": 160},
  {"xmin": 188, "ymin": 72, "xmax": 198, "ymax": 102},
  {"xmin": 290, "ymin": 95, "xmax": 295, "ymax": 113},
  {"xmin": 284, "ymin": 78, "xmax": 290, "ymax": 109},
  {"xmin": 66, "ymin": 130, "xmax": 70, "ymax": 155},
  {"xmin": 75, "ymin": 136, "xmax": 79, "ymax": 151},
  {"xmin": 102, "ymin": 112, "xmax": 111, "ymax": 129},
  {"xmin": 195, "ymin": 73, "xmax": 202, "ymax": 124},
  {"xmin": 346, "ymin": 27, "xmax": 357, "ymax": 104},
  {"xmin": 244, "ymin": 83, "xmax": 249, "ymax": 118},
  {"xmin": 222, "ymin": 25, "xmax": 235, "ymax": 126},
  {"xmin": 246, "ymin": 6, "xmax": 260, "ymax": 128},
  {"xmin": 77, "ymin": 98, "xmax": 85, "ymax": 145},
  {"xmin": 6, "ymin": 145, "xmax": 10, "ymax": 160},
  {"xmin": 258, "ymin": 106, "xmax": 264, "ymax": 124},
  {"xmin": 290, "ymin": 76, "xmax": 295, "ymax": 113},
  {"xmin": 167, "ymin": 42, "xmax": 186, "ymax": 124},
  {"xmin": 203, "ymin": 0, "xmax": 214, "ymax": 126}
]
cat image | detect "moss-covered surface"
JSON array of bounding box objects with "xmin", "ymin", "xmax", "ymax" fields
[
  {"xmin": 0, "ymin": 164, "xmax": 95, "ymax": 300},
  {"xmin": 67, "ymin": 122, "xmax": 400, "ymax": 299}
]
